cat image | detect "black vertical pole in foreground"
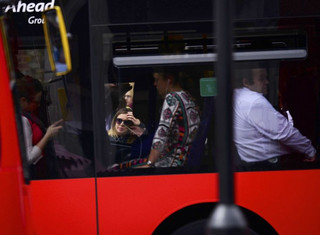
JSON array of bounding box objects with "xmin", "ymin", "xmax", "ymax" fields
[{"xmin": 207, "ymin": 0, "xmax": 247, "ymax": 234}]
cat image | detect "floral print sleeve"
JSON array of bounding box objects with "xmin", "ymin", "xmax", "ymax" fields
[{"xmin": 152, "ymin": 93, "xmax": 179, "ymax": 153}]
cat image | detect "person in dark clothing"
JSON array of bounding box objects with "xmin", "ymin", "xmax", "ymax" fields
[{"xmin": 108, "ymin": 107, "xmax": 146, "ymax": 163}]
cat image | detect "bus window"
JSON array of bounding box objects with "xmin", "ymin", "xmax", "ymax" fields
[
  {"xmin": 100, "ymin": 13, "xmax": 319, "ymax": 175},
  {"xmin": 4, "ymin": 3, "xmax": 94, "ymax": 180},
  {"xmin": 102, "ymin": 63, "xmax": 216, "ymax": 175}
]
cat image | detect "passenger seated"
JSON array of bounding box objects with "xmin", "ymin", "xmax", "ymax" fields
[
  {"xmin": 104, "ymin": 82, "xmax": 133, "ymax": 130},
  {"xmin": 233, "ymin": 62, "xmax": 316, "ymax": 170},
  {"xmin": 108, "ymin": 108, "xmax": 146, "ymax": 163},
  {"xmin": 118, "ymin": 83, "xmax": 134, "ymax": 109}
]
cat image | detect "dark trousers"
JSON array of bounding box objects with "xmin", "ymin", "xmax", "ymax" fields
[
  {"xmin": 237, "ymin": 153, "xmax": 319, "ymax": 171},
  {"xmin": 237, "ymin": 157, "xmax": 280, "ymax": 171}
]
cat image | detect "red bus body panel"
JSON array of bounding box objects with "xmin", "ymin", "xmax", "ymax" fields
[
  {"xmin": 96, "ymin": 170, "xmax": 320, "ymax": 234},
  {"xmin": 28, "ymin": 178, "xmax": 97, "ymax": 235},
  {"xmin": 0, "ymin": 26, "xmax": 33, "ymax": 235},
  {"xmin": 97, "ymin": 174, "xmax": 218, "ymax": 234},
  {"xmin": 236, "ymin": 170, "xmax": 320, "ymax": 234},
  {"xmin": 9, "ymin": 170, "xmax": 319, "ymax": 235},
  {"xmin": 1, "ymin": 2, "xmax": 320, "ymax": 234},
  {"xmin": 2, "ymin": 27, "xmax": 320, "ymax": 233}
]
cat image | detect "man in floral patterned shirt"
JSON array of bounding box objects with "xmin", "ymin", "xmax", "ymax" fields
[{"xmin": 145, "ymin": 69, "xmax": 200, "ymax": 167}]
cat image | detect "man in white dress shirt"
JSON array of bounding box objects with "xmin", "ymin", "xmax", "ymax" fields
[{"xmin": 233, "ymin": 63, "xmax": 316, "ymax": 169}]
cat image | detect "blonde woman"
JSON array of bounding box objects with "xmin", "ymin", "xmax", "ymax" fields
[{"xmin": 108, "ymin": 108, "xmax": 146, "ymax": 163}]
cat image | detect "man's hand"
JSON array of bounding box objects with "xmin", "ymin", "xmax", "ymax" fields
[{"xmin": 304, "ymin": 155, "xmax": 317, "ymax": 162}]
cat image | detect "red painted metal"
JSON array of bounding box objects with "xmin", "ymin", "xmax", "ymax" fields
[
  {"xmin": 12, "ymin": 168, "xmax": 320, "ymax": 234},
  {"xmin": 0, "ymin": 22, "xmax": 33, "ymax": 235},
  {"xmin": 29, "ymin": 178, "xmax": 97, "ymax": 235},
  {"xmin": 94, "ymin": 170, "xmax": 320, "ymax": 234},
  {"xmin": 97, "ymin": 173, "xmax": 217, "ymax": 234},
  {"xmin": 236, "ymin": 170, "xmax": 320, "ymax": 235},
  {"xmin": 1, "ymin": 2, "xmax": 320, "ymax": 234}
]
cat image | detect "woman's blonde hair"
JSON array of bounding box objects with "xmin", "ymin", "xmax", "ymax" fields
[{"xmin": 108, "ymin": 107, "xmax": 132, "ymax": 137}]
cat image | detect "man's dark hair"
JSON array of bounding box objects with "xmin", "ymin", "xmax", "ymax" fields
[
  {"xmin": 234, "ymin": 61, "xmax": 267, "ymax": 88},
  {"xmin": 153, "ymin": 66, "xmax": 183, "ymax": 85}
]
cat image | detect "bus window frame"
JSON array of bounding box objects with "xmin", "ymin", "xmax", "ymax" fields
[
  {"xmin": 0, "ymin": 15, "xmax": 31, "ymax": 184},
  {"xmin": 43, "ymin": 6, "xmax": 72, "ymax": 77}
]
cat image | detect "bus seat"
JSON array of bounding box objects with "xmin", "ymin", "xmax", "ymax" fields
[{"xmin": 188, "ymin": 97, "xmax": 215, "ymax": 167}]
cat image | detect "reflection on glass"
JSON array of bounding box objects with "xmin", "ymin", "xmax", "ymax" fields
[
  {"xmin": 44, "ymin": 8, "xmax": 69, "ymax": 75},
  {"xmin": 53, "ymin": 46, "xmax": 67, "ymax": 72}
]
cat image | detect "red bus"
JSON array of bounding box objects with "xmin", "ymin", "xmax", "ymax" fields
[{"xmin": 1, "ymin": 0, "xmax": 320, "ymax": 234}]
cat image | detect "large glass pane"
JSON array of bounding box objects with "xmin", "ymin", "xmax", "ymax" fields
[
  {"xmin": 101, "ymin": 16, "xmax": 217, "ymax": 176},
  {"xmin": 8, "ymin": 3, "xmax": 94, "ymax": 179},
  {"xmin": 99, "ymin": 0, "xmax": 320, "ymax": 175},
  {"xmin": 103, "ymin": 64, "xmax": 215, "ymax": 174},
  {"xmin": 232, "ymin": 18, "xmax": 320, "ymax": 171}
]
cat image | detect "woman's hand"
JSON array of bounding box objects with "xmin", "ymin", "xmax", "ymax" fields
[
  {"xmin": 36, "ymin": 119, "xmax": 63, "ymax": 151},
  {"xmin": 126, "ymin": 112, "xmax": 141, "ymax": 126},
  {"xmin": 45, "ymin": 119, "xmax": 63, "ymax": 139}
]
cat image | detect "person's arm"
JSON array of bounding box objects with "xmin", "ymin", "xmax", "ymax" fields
[
  {"xmin": 248, "ymin": 96, "xmax": 316, "ymax": 159},
  {"xmin": 137, "ymin": 148, "xmax": 161, "ymax": 168},
  {"xmin": 148, "ymin": 148, "xmax": 161, "ymax": 163},
  {"xmin": 22, "ymin": 116, "xmax": 42, "ymax": 164},
  {"xmin": 147, "ymin": 93, "xmax": 179, "ymax": 166},
  {"xmin": 125, "ymin": 111, "xmax": 147, "ymax": 137},
  {"xmin": 22, "ymin": 118, "xmax": 63, "ymax": 165},
  {"xmin": 127, "ymin": 125, "xmax": 146, "ymax": 137}
]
